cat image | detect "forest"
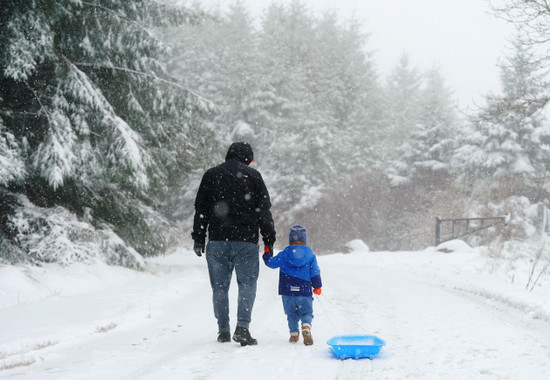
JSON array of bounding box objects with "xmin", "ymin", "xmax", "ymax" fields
[{"xmin": 1, "ymin": 0, "xmax": 550, "ymax": 265}]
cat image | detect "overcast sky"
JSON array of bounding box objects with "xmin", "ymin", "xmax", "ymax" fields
[{"xmin": 197, "ymin": 0, "xmax": 517, "ymax": 108}]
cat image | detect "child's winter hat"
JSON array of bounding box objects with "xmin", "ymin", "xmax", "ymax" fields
[{"xmin": 289, "ymin": 225, "xmax": 307, "ymax": 245}]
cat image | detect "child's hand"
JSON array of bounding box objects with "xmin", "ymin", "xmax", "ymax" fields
[{"xmin": 313, "ymin": 288, "xmax": 322, "ymax": 295}]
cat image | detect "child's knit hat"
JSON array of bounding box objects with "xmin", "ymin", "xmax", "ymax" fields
[{"xmin": 289, "ymin": 225, "xmax": 307, "ymax": 245}]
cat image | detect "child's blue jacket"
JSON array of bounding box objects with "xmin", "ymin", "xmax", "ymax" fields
[{"xmin": 263, "ymin": 244, "xmax": 322, "ymax": 296}]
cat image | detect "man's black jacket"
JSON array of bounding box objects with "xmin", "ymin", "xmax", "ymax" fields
[{"xmin": 192, "ymin": 155, "xmax": 276, "ymax": 247}]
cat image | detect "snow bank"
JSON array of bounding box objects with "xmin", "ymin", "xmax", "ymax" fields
[
  {"xmin": 345, "ymin": 239, "xmax": 370, "ymax": 253},
  {"xmin": 3, "ymin": 195, "xmax": 144, "ymax": 269}
]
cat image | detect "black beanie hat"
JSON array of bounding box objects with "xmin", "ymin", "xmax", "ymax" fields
[{"xmin": 225, "ymin": 142, "xmax": 254, "ymax": 165}]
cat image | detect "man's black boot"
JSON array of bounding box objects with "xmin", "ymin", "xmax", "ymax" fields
[
  {"xmin": 217, "ymin": 331, "xmax": 231, "ymax": 343},
  {"xmin": 233, "ymin": 326, "xmax": 257, "ymax": 346}
]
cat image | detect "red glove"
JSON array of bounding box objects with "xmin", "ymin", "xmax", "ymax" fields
[
  {"xmin": 264, "ymin": 245, "xmax": 273, "ymax": 254},
  {"xmin": 313, "ymin": 288, "xmax": 322, "ymax": 295}
]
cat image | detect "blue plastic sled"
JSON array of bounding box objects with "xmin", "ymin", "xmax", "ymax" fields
[{"xmin": 327, "ymin": 335, "xmax": 386, "ymax": 360}]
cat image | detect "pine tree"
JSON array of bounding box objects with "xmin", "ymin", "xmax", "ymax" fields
[
  {"xmin": 0, "ymin": 0, "xmax": 205, "ymax": 262},
  {"xmin": 0, "ymin": 116, "xmax": 25, "ymax": 186},
  {"xmin": 309, "ymin": 12, "xmax": 382, "ymax": 171},
  {"xmin": 250, "ymin": 1, "xmax": 321, "ymax": 212},
  {"xmin": 382, "ymin": 54, "xmax": 423, "ymax": 164},
  {"xmin": 454, "ymin": 38, "xmax": 550, "ymax": 200},
  {"xmin": 390, "ymin": 67, "xmax": 457, "ymax": 184},
  {"xmin": 161, "ymin": 2, "xmax": 264, "ymax": 219}
]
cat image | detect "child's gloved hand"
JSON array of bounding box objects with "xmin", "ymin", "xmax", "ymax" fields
[{"xmin": 313, "ymin": 288, "xmax": 322, "ymax": 295}]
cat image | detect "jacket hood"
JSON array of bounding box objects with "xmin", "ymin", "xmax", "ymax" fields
[
  {"xmin": 283, "ymin": 245, "xmax": 313, "ymax": 268},
  {"xmin": 225, "ymin": 142, "xmax": 254, "ymax": 165}
]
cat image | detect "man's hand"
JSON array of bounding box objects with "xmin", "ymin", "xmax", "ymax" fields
[
  {"xmin": 194, "ymin": 241, "xmax": 205, "ymax": 257},
  {"xmin": 313, "ymin": 288, "xmax": 322, "ymax": 295},
  {"xmin": 262, "ymin": 245, "xmax": 273, "ymax": 265}
]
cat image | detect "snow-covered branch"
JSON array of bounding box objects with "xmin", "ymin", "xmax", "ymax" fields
[{"xmin": 72, "ymin": 61, "xmax": 215, "ymax": 107}]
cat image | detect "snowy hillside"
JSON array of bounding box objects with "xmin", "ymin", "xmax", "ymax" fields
[{"xmin": 1, "ymin": 241, "xmax": 550, "ymax": 379}]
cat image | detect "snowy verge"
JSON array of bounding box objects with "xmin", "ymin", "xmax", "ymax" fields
[{"xmin": 342, "ymin": 239, "xmax": 550, "ymax": 323}]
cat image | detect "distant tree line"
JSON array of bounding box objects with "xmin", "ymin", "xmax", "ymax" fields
[
  {"xmin": 1, "ymin": 0, "xmax": 550, "ymax": 265},
  {"xmin": 166, "ymin": 1, "xmax": 550, "ymax": 251},
  {"xmin": 162, "ymin": 2, "xmax": 463, "ymax": 251}
]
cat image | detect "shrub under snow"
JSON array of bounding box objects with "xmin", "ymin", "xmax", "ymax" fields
[{"xmin": 2, "ymin": 196, "xmax": 144, "ymax": 269}]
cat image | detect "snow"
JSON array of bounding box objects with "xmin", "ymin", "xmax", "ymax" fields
[
  {"xmin": 1, "ymin": 243, "xmax": 550, "ymax": 379},
  {"xmin": 345, "ymin": 239, "xmax": 369, "ymax": 252}
]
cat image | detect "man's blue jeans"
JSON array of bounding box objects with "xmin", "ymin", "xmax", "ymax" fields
[
  {"xmin": 282, "ymin": 295, "xmax": 314, "ymax": 333},
  {"xmin": 206, "ymin": 241, "xmax": 259, "ymax": 332}
]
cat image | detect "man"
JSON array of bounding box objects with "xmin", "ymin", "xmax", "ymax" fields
[{"xmin": 192, "ymin": 142, "xmax": 276, "ymax": 346}]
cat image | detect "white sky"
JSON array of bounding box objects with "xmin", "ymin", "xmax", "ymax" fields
[{"xmin": 199, "ymin": 0, "xmax": 517, "ymax": 108}]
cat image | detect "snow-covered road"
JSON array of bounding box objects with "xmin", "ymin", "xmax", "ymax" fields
[
  {"xmin": 1, "ymin": 242, "xmax": 550, "ymax": 379},
  {"xmin": 323, "ymin": 253, "xmax": 550, "ymax": 378}
]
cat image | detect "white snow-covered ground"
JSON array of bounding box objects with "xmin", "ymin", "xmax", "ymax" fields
[{"xmin": 1, "ymin": 240, "xmax": 550, "ymax": 379}]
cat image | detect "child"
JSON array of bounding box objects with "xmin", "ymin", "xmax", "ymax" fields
[{"xmin": 262, "ymin": 225, "xmax": 322, "ymax": 345}]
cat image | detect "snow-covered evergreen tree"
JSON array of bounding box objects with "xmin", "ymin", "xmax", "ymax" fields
[
  {"xmin": 454, "ymin": 38, "xmax": 550, "ymax": 200},
  {"xmin": 389, "ymin": 67, "xmax": 458, "ymax": 184},
  {"xmin": 309, "ymin": 12, "xmax": 382, "ymax": 171},
  {"xmin": 417, "ymin": 67, "xmax": 457, "ymax": 167},
  {"xmin": 0, "ymin": 0, "xmax": 205, "ymax": 262},
  {"xmin": 256, "ymin": 1, "xmax": 323, "ymax": 211},
  {"xmin": 0, "ymin": 116, "xmax": 25, "ymax": 186},
  {"xmin": 161, "ymin": 2, "xmax": 265, "ymax": 219},
  {"xmin": 382, "ymin": 54, "xmax": 423, "ymax": 163},
  {"xmin": 254, "ymin": 2, "xmax": 382, "ymax": 214}
]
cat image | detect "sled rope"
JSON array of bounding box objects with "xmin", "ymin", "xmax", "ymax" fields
[
  {"xmin": 315, "ymin": 293, "xmax": 369, "ymax": 335},
  {"xmin": 315, "ymin": 294, "xmax": 341, "ymax": 334}
]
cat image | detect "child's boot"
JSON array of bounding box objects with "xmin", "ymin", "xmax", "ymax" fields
[
  {"xmin": 302, "ymin": 324, "xmax": 313, "ymax": 346},
  {"xmin": 289, "ymin": 331, "xmax": 299, "ymax": 343}
]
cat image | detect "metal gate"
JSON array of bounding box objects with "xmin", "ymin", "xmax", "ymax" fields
[{"xmin": 435, "ymin": 216, "xmax": 507, "ymax": 246}]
